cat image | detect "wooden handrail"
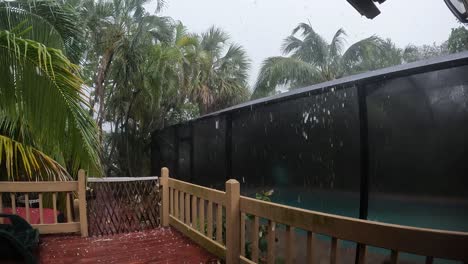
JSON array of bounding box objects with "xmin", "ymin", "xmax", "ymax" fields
[
  {"xmin": 0, "ymin": 169, "xmax": 88, "ymax": 237},
  {"xmin": 159, "ymin": 167, "xmax": 468, "ymax": 264},
  {"xmin": 240, "ymin": 196, "xmax": 468, "ymax": 261},
  {"xmin": 168, "ymin": 178, "xmax": 226, "ymax": 205}
]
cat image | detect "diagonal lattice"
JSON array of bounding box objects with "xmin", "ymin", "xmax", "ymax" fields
[{"xmin": 87, "ymin": 177, "xmax": 160, "ymax": 236}]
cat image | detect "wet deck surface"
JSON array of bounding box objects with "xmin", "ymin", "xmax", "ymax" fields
[{"xmin": 38, "ymin": 227, "xmax": 219, "ymax": 263}]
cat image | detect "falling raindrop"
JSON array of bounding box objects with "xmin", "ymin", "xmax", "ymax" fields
[
  {"xmin": 342, "ymin": 103, "xmax": 345, "ymax": 108},
  {"xmin": 302, "ymin": 131, "xmax": 308, "ymax": 140},
  {"xmin": 327, "ymin": 110, "xmax": 330, "ymax": 115},
  {"xmin": 304, "ymin": 112, "xmax": 309, "ymax": 123},
  {"xmin": 215, "ymin": 120, "xmax": 219, "ymax": 129},
  {"xmin": 269, "ymin": 112, "xmax": 273, "ymax": 122}
]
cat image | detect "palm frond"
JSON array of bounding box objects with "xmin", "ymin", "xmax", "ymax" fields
[
  {"xmin": 341, "ymin": 35, "xmax": 387, "ymax": 74},
  {"xmin": 285, "ymin": 23, "xmax": 328, "ymax": 66},
  {"xmin": 200, "ymin": 26, "xmax": 229, "ymax": 56},
  {"xmin": 0, "ymin": 0, "xmax": 85, "ymax": 63},
  {"xmin": 252, "ymin": 56, "xmax": 322, "ymax": 99},
  {"xmin": 0, "ymin": 30, "xmax": 101, "ymax": 177},
  {"xmin": 329, "ymin": 28, "xmax": 347, "ymax": 59},
  {"xmin": 0, "ymin": 134, "xmax": 71, "ymax": 181},
  {"xmin": 281, "ymin": 35, "xmax": 303, "ymax": 55}
]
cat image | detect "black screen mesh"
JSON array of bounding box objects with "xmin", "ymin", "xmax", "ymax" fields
[{"xmin": 152, "ymin": 55, "xmax": 468, "ymax": 230}]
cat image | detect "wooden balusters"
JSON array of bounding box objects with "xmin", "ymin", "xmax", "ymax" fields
[
  {"xmin": 158, "ymin": 170, "xmax": 467, "ymax": 264},
  {"xmin": 0, "ymin": 170, "xmax": 87, "ymax": 236},
  {"xmin": 307, "ymin": 231, "xmax": 315, "ymax": 264},
  {"xmin": 174, "ymin": 189, "xmax": 179, "ymax": 219},
  {"xmin": 180, "ymin": 191, "xmax": 185, "ymax": 222},
  {"xmin": 286, "ymin": 226, "xmax": 295, "ymax": 264},
  {"xmin": 207, "ymin": 201, "xmax": 213, "ymax": 239},
  {"xmin": 357, "ymin": 244, "xmax": 367, "ymax": 264},
  {"xmin": 199, "ymin": 198, "xmax": 205, "ymax": 234},
  {"xmin": 330, "ymin": 237, "xmax": 339, "ymax": 264},
  {"xmin": 52, "ymin": 192, "xmax": 58, "ymax": 224},
  {"xmin": 191, "ymin": 195, "xmax": 197, "ymax": 227},
  {"xmin": 185, "ymin": 193, "xmax": 190, "ymax": 225},
  {"xmin": 216, "ymin": 203, "xmax": 223, "ymax": 243},
  {"xmin": 170, "ymin": 188, "xmax": 174, "ymax": 216},
  {"xmin": 25, "ymin": 194, "xmax": 30, "ymax": 222},
  {"xmin": 425, "ymin": 256, "xmax": 434, "ymax": 264},
  {"xmin": 267, "ymin": 220, "xmax": 276, "ymax": 264},
  {"xmin": 66, "ymin": 192, "xmax": 72, "ymax": 222},
  {"xmin": 390, "ymin": 250, "xmax": 399, "ymax": 264},
  {"xmin": 10, "ymin": 193, "xmax": 16, "ymax": 214},
  {"xmin": 251, "ymin": 215, "xmax": 260, "ymax": 263},
  {"xmin": 240, "ymin": 212, "xmax": 246, "ymax": 257},
  {"xmin": 39, "ymin": 193, "xmax": 44, "ymax": 224}
]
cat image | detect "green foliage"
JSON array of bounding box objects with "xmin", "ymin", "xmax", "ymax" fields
[
  {"xmin": 253, "ymin": 22, "xmax": 463, "ymax": 99},
  {"xmin": 252, "ymin": 22, "xmax": 396, "ymax": 98},
  {"xmin": 402, "ymin": 42, "xmax": 449, "ymax": 63},
  {"xmin": 0, "ymin": 28, "xmax": 100, "ymax": 180},
  {"xmin": 77, "ymin": 1, "xmax": 251, "ymax": 176},
  {"xmin": 447, "ymin": 26, "xmax": 468, "ymax": 53}
]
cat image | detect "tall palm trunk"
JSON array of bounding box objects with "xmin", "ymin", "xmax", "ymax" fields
[{"xmin": 92, "ymin": 47, "xmax": 115, "ymax": 138}]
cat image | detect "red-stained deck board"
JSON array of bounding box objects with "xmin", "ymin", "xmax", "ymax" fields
[{"xmin": 38, "ymin": 227, "xmax": 219, "ymax": 264}]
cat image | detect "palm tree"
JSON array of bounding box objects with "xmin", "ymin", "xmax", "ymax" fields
[
  {"xmin": 191, "ymin": 26, "xmax": 250, "ymax": 114},
  {"xmin": 73, "ymin": 0, "xmax": 167, "ymax": 133},
  {"xmin": 0, "ymin": 1, "xmax": 100, "ymax": 180},
  {"xmin": 253, "ymin": 22, "xmax": 393, "ymax": 98}
]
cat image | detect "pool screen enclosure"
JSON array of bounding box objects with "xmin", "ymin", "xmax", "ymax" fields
[{"xmin": 151, "ymin": 52, "xmax": 468, "ymax": 233}]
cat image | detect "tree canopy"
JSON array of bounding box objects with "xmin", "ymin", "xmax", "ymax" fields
[{"xmin": 1, "ymin": 0, "xmax": 466, "ymax": 179}]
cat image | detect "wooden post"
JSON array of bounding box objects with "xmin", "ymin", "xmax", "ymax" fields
[
  {"xmin": 78, "ymin": 169, "xmax": 88, "ymax": 237},
  {"xmin": 225, "ymin": 179, "xmax": 240, "ymax": 264},
  {"xmin": 160, "ymin": 167, "xmax": 169, "ymax": 227}
]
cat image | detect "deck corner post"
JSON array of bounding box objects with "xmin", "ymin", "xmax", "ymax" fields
[
  {"xmin": 225, "ymin": 179, "xmax": 240, "ymax": 264},
  {"xmin": 160, "ymin": 167, "xmax": 170, "ymax": 227},
  {"xmin": 78, "ymin": 169, "xmax": 88, "ymax": 237}
]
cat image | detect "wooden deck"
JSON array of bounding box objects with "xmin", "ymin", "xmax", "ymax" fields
[{"xmin": 38, "ymin": 227, "xmax": 219, "ymax": 263}]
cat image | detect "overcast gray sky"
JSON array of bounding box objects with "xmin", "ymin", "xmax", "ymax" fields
[{"xmin": 148, "ymin": 0, "xmax": 462, "ymax": 87}]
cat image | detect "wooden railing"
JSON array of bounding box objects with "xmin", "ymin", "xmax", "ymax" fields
[
  {"xmin": 0, "ymin": 170, "xmax": 88, "ymax": 237},
  {"xmin": 160, "ymin": 167, "xmax": 468, "ymax": 264}
]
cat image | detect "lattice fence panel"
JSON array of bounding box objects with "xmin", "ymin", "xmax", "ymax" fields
[{"xmin": 87, "ymin": 177, "xmax": 160, "ymax": 236}]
